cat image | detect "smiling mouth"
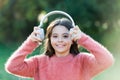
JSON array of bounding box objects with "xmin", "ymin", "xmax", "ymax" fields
[{"xmin": 56, "ymin": 44, "xmax": 65, "ymax": 48}]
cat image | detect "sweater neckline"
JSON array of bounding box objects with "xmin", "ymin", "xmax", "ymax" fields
[{"xmin": 51, "ymin": 54, "xmax": 73, "ymax": 63}]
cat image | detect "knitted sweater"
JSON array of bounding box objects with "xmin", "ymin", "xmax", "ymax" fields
[{"xmin": 5, "ymin": 33, "xmax": 114, "ymax": 80}]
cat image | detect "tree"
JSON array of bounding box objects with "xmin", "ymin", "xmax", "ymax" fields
[{"xmin": 0, "ymin": 0, "xmax": 119, "ymax": 43}]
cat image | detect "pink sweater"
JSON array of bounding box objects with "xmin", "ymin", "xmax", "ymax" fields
[{"xmin": 5, "ymin": 33, "xmax": 114, "ymax": 80}]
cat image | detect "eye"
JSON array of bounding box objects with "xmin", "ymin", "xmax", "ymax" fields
[
  {"xmin": 51, "ymin": 35, "xmax": 58, "ymax": 38},
  {"xmin": 53, "ymin": 36, "xmax": 58, "ymax": 38},
  {"xmin": 63, "ymin": 35, "xmax": 69, "ymax": 38}
]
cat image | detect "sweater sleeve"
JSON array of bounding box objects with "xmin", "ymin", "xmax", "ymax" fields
[
  {"xmin": 5, "ymin": 36, "xmax": 39, "ymax": 78},
  {"xmin": 77, "ymin": 32, "xmax": 114, "ymax": 77}
]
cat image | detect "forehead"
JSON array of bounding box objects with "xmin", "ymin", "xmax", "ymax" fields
[{"xmin": 52, "ymin": 25, "xmax": 69, "ymax": 33}]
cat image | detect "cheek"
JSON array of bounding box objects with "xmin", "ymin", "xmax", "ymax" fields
[
  {"xmin": 50, "ymin": 37, "xmax": 73, "ymax": 46},
  {"xmin": 50, "ymin": 38, "xmax": 56, "ymax": 46},
  {"xmin": 64, "ymin": 39, "xmax": 73, "ymax": 46},
  {"xmin": 67, "ymin": 41, "xmax": 73, "ymax": 46},
  {"xmin": 65, "ymin": 38, "xmax": 73, "ymax": 43}
]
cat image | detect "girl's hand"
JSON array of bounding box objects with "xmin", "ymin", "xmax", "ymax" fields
[
  {"xmin": 29, "ymin": 27, "xmax": 43, "ymax": 45},
  {"xmin": 70, "ymin": 25, "xmax": 82, "ymax": 42}
]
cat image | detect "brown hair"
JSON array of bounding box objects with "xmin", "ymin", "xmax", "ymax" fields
[{"xmin": 44, "ymin": 18, "xmax": 79, "ymax": 57}]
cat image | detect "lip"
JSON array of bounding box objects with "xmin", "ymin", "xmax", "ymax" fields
[{"xmin": 56, "ymin": 44, "xmax": 65, "ymax": 48}]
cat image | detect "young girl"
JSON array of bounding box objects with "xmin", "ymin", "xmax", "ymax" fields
[{"xmin": 5, "ymin": 18, "xmax": 114, "ymax": 80}]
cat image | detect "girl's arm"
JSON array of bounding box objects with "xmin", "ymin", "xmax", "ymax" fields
[
  {"xmin": 5, "ymin": 37, "xmax": 39, "ymax": 77},
  {"xmin": 77, "ymin": 32, "xmax": 114, "ymax": 77},
  {"xmin": 70, "ymin": 26, "xmax": 114, "ymax": 77},
  {"xmin": 5, "ymin": 27, "xmax": 42, "ymax": 77}
]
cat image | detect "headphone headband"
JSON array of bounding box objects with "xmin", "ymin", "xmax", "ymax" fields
[{"xmin": 38, "ymin": 10, "xmax": 75, "ymax": 28}]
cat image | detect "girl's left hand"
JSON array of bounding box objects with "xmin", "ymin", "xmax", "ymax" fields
[{"xmin": 70, "ymin": 25, "xmax": 82, "ymax": 42}]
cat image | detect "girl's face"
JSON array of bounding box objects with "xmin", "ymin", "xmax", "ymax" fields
[{"xmin": 50, "ymin": 25, "xmax": 73, "ymax": 57}]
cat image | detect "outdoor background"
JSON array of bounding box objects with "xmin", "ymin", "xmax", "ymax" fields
[{"xmin": 0, "ymin": 0, "xmax": 120, "ymax": 80}]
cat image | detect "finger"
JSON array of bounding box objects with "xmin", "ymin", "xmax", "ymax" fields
[
  {"xmin": 69, "ymin": 28, "xmax": 74, "ymax": 35},
  {"xmin": 75, "ymin": 25, "xmax": 79, "ymax": 29},
  {"xmin": 34, "ymin": 26, "xmax": 41, "ymax": 31},
  {"xmin": 34, "ymin": 26, "xmax": 38, "ymax": 31},
  {"xmin": 34, "ymin": 30, "xmax": 41, "ymax": 35},
  {"xmin": 32, "ymin": 34, "xmax": 42, "ymax": 42},
  {"xmin": 69, "ymin": 25, "xmax": 81, "ymax": 41},
  {"xmin": 71, "ymin": 29, "xmax": 78, "ymax": 34},
  {"xmin": 32, "ymin": 29, "xmax": 41, "ymax": 37},
  {"xmin": 34, "ymin": 37, "xmax": 42, "ymax": 42}
]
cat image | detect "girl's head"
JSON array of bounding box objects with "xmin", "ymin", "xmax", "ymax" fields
[{"xmin": 44, "ymin": 18, "xmax": 79, "ymax": 57}]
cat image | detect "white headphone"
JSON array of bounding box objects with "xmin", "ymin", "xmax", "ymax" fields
[{"xmin": 38, "ymin": 10, "xmax": 75, "ymax": 40}]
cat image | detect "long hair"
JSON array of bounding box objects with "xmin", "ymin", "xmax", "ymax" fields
[{"xmin": 44, "ymin": 18, "xmax": 80, "ymax": 57}]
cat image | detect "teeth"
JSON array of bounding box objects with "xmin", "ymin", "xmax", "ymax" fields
[
  {"xmin": 57, "ymin": 45, "xmax": 63, "ymax": 46},
  {"xmin": 57, "ymin": 45, "xmax": 64, "ymax": 47}
]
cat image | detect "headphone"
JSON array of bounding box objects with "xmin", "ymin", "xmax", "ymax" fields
[{"xmin": 37, "ymin": 10, "xmax": 75, "ymax": 40}]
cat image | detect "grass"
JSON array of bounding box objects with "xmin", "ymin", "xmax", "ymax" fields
[
  {"xmin": 0, "ymin": 42, "xmax": 33, "ymax": 80},
  {"xmin": 94, "ymin": 27, "xmax": 120, "ymax": 80},
  {"xmin": 0, "ymin": 28, "xmax": 120, "ymax": 80}
]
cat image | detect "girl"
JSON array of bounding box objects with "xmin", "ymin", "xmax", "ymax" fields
[{"xmin": 5, "ymin": 18, "xmax": 114, "ymax": 80}]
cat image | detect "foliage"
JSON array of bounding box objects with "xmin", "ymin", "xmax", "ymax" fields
[
  {"xmin": 0, "ymin": 0, "xmax": 120, "ymax": 43},
  {"xmin": 0, "ymin": 1, "xmax": 120, "ymax": 80}
]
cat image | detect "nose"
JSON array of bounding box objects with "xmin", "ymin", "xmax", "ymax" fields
[{"xmin": 58, "ymin": 37, "xmax": 63, "ymax": 42}]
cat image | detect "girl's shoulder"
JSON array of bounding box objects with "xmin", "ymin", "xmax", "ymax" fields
[
  {"xmin": 76, "ymin": 52, "xmax": 94, "ymax": 60},
  {"xmin": 33, "ymin": 54, "xmax": 50, "ymax": 63},
  {"xmin": 34, "ymin": 54, "xmax": 49, "ymax": 60}
]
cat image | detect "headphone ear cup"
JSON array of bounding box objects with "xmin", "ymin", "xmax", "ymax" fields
[{"xmin": 37, "ymin": 28, "xmax": 44, "ymax": 40}]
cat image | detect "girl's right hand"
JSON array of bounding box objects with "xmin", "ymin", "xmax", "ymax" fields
[{"xmin": 29, "ymin": 27, "xmax": 43, "ymax": 45}]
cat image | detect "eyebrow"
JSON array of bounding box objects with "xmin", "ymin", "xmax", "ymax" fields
[
  {"xmin": 63, "ymin": 33, "xmax": 69, "ymax": 35},
  {"xmin": 52, "ymin": 33, "xmax": 69, "ymax": 35}
]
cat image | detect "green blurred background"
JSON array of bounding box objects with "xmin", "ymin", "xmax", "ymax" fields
[{"xmin": 0, "ymin": 0, "xmax": 120, "ymax": 80}]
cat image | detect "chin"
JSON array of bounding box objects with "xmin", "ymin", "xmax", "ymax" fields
[{"xmin": 56, "ymin": 50, "xmax": 68, "ymax": 53}]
